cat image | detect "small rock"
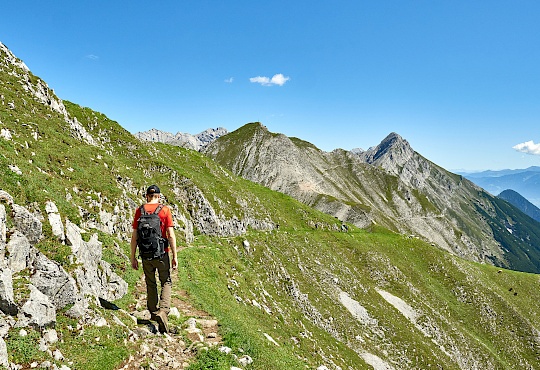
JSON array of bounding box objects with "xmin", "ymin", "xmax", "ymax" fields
[
  {"xmin": 238, "ymin": 355, "xmax": 253, "ymax": 366},
  {"xmin": 197, "ymin": 319, "xmax": 218, "ymax": 328},
  {"xmin": 92, "ymin": 317, "xmax": 108, "ymax": 327},
  {"xmin": 19, "ymin": 329, "xmax": 27, "ymax": 337},
  {"xmin": 219, "ymin": 346, "xmax": 232, "ymax": 354},
  {"xmin": 53, "ymin": 349, "xmax": 64, "ymax": 361},
  {"xmin": 43, "ymin": 329, "xmax": 58, "ymax": 345},
  {"xmin": 168, "ymin": 307, "xmax": 181, "ymax": 319},
  {"xmin": 263, "ymin": 332, "xmax": 280, "ymax": 346},
  {"xmin": 38, "ymin": 338, "xmax": 48, "ymax": 352}
]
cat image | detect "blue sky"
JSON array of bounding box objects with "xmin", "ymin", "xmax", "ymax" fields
[{"xmin": 2, "ymin": 1, "xmax": 540, "ymax": 171}]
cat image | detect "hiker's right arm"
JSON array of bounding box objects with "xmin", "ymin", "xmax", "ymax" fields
[{"xmin": 130, "ymin": 230, "xmax": 138, "ymax": 270}]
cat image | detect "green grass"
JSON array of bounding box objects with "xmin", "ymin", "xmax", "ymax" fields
[
  {"xmin": 187, "ymin": 347, "xmax": 238, "ymax": 370},
  {"xmin": 5, "ymin": 328, "xmax": 47, "ymax": 364}
]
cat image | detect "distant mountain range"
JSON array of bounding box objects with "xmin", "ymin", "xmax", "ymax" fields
[
  {"xmin": 135, "ymin": 127, "xmax": 228, "ymax": 151},
  {"xmin": 459, "ymin": 167, "xmax": 540, "ymax": 207}
]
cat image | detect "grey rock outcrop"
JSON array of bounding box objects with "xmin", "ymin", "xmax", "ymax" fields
[
  {"xmin": 0, "ymin": 189, "xmax": 128, "ymax": 323},
  {"xmin": 12, "ymin": 204, "xmax": 42, "ymax": 244},
  {"xmin": 0, "ymin": 267, "xmax": 17, "ymax": 315},
  {"xmin": 66, "ymin": 220, "xmax": 127, "ymax": 301},
  {"xmin": 6, "ymin": 231, "xmax": 31, "ymax": 274},
  {"xmin": 45, "ymin": 201, "xmax": 65, "ymax": 242},
  {"xmin": 20, "ymin": 284, "xmax": 56, "ymax": 328},
  {"xmin": 30, "ymin": 251, "xmax": 80, "ymax": 309}
]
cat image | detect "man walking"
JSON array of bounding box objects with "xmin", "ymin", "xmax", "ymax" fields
[{"xmin": 131, "ymin": 185, "xmax": 177, "ymax": 333}]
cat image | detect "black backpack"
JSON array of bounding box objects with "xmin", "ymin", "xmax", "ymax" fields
[{"xmin": 137, "ymin": 204, "xmax": 166, "ymax": 260}]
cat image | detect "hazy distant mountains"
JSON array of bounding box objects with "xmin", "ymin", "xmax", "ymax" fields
[
  {"xmin": 135, "ymin": 127, "xmax": 228, "ymax": 151},
  {"xmin": 459, "ymin": 166, "xmax": 540, "ymax": 207}
]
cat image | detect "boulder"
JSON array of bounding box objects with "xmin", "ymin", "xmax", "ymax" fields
[
  {"xmin": 65, "ymin": 298, "xmax": 89, "ymax": 319},
  {"xmin": 21, "ymin": 284, "xmax": 56, "ymax": 328},
  {"xmin": 12, "ymin": 204, "xmax": 42, "ymax": 244},
  {"xmin": 0, "ymin": 267, "xmax": 17, "ymax": 315},
  {"xmin": 7, "ymin": 231, "xmax": 31, "ymax": 274},
  {"xmin": 45, "ymin": 201, "xmax": 65, "ymax": 242},
  {"xmin": 66, "ymin": 220, "xmax": 127, "ymax": 301},
  {"xmin": 30, "ymin": 251, "xmax": 80, "ymax": 309}
]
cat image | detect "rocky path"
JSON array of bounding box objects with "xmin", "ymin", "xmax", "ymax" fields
[{"xmin": 117, "ymin": 275, "xmax": 222, "ymax": 370}]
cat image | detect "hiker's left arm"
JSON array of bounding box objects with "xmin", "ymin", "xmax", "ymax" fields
[
  {"xmin": 130, "ymin": 230, "xmax": 138, "ymax": 270},
  {"xmin": 167, "ymin": 226, "xmax": 178, "ymax": 270}
]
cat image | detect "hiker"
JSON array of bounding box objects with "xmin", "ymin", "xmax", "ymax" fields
[{"xmin": 130, "ymin": 185, "xmax": 178, "ymax": 333}]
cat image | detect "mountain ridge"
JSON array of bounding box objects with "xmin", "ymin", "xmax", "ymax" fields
[
  {"xmin": 135, "ymin": 127, "xmax": 228, "ymax": 151},
  {"xmin": 205, "ymin": 122, "xmax": 540, "ymax": 273}
]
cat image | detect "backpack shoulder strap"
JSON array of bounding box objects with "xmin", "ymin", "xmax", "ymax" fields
[
  {"xmin": 153, "ymin": 204, "xmax": 165, "ymax": 215},
  {"xmin": 139, "ymin": 205, "xmax": 148, "ymax": 215}
]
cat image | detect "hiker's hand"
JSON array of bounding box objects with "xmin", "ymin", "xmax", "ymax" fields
[
  {"xmin": 131, "ymin": 257, "xmax": 139, "ymax": 270},
  {"xmin": 171, "ymin": 256, "xmax": 178, "ymax": 270}
]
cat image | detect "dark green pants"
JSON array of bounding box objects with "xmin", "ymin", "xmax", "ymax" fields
[{"xmin": 142, "ymin": 252, "xmax": 172, "ymax": 314}]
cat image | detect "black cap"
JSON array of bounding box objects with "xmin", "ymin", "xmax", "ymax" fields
[{"xmin": 146, "ymin": 185, "xmax": 161, "ymax": 195}]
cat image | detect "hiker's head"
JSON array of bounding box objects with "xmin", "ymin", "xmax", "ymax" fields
[{"xmin": 145, "ymin": 185, "xmax": 161, "ymax": 200}]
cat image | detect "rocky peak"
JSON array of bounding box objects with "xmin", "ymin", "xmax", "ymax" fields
[
  {"xmin": 0, "ymin": 42, "xmax": 29, "ymax": 72},
  {"xmin": 361, "ymin": 133, "xmax": 412, "ymax": 164},
  {"xmin": 135, "ymin": 127, "xmax": 228, "ymax": 151}
]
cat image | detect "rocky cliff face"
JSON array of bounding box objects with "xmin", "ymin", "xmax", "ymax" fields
[
  {"xmin": 205, "ymin": 123, "xmax": 540, "ymax": 273},
  {"xmin": 135, "ymin": 127, "xmax": 228, "ymax": 151}
]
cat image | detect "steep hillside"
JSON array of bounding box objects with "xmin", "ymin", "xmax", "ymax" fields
[
  {"xmin": 498, "ymin": 189, "xmax": 540, "ymax": 223},
  {"xmin": 1, "ymin": 42, "xmax": 540, "ymax": 370},
  {"xmin": 205, "ymin": 123, "xmax": 540, "ymax": 274}
]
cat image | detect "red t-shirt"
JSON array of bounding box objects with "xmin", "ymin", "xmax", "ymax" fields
[{"xmin": 132, "ymin": 203, "xmax": 173, "ymax": 251}]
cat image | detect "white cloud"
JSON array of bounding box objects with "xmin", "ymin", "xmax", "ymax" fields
[
  {"xmin": 85, "ymin": 54, "xmax": 99, "ymax": 60},
  {"xmin": 513, "ymin": 140, "xmax": 540, "ymax": 155},
  {"xmin": 250, "ymin": 73, "xmax": 290, "ymax": 86},
  {"xmin": 224, "ymin": 77, "xmax": 234, "ymax": 83}
]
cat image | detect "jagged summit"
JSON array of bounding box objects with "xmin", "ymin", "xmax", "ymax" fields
[
  {"xmin": 355, "ymin": 132, "xmax": 414, "ymax": 172},
  {"xmin": 135, "ymin": 127, "xmax": 228, "ymax": 151}
]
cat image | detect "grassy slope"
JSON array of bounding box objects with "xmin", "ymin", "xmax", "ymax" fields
[{"xmin": 1, "ymin": 57, "xmax": 540, "ymax": 369}]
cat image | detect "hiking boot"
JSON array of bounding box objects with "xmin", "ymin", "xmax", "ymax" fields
[{"xmin": 155, "ymin": 310, "xmax": 169, "ymax": 334}]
